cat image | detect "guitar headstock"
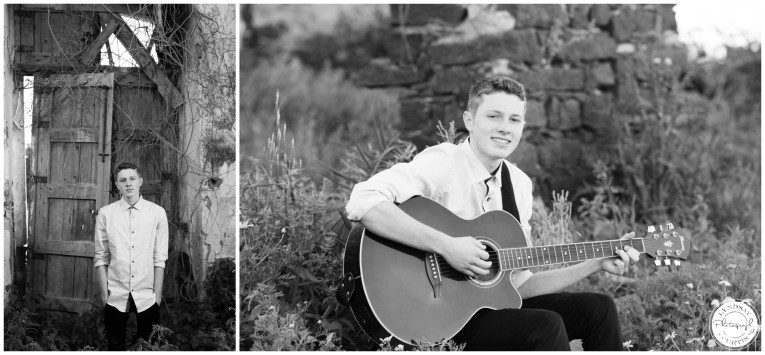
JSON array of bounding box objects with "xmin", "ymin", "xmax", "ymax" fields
[{"xmin": 642, "ymin": 223, "xmax": 690, "ymax": 267}]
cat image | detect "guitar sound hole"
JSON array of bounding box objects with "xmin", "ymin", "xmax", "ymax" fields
[{"xmin": 474, "ymin": 242, "xmax": 500, "ymax": 282}]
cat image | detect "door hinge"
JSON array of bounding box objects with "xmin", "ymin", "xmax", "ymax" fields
[{"xmin": 28, "ymin": 175, "xmax": 48, "ymax": 184}]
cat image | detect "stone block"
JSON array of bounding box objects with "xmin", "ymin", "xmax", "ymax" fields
[
  {"xmin": 517, "ymin": 68, "xmax": 586, "ymax": 93},
  {"xmin": 556, "ymin": 33, "xmax": 617, "ymax": 61},
  {"xmin": 548, "ymin": 97, "xmax": 581, "ymax": 130},
  {"xmin": 499, "ymin": 4, "xmax": 567, "ymax": 29},
  {"xmin": 590, "ymin": 4, "xmax": 612, "ymax": 27},
  {"xmin": 354, "ymin": 58, "xmax": 427, "ymax": 87},
  {"xmin": 431, "ymin": 67, "xmax": 482, "ymax": 96},
  {"xmin": 612, "ymin": 7, "xmax": 656, "ymax": 42},
  {"xmin": 569, "ymin": 4, "xmax": 592, "ymax": 29},
  {"xmin": 524, "ymin": 99, "xmax": 547, "ymax": 128},
  {"xmin": 385, "ymin": 31, "xmax": 427, "ymax": 65},
  {"xmin": 581, "ymin": 93, "xmax": 616, "ymax": 134},
  {"xmin": 428, "ymin": 29, "xmax": 543, "ymax": 66},
  {"xmin": 591, "ymin": 62, "xmax": 615, "ymax": 86},
  {"xmin": 537, "ymin": 136, "xmax": 590, "ymax": 194},
  {"xmin": 390, "ymin": 4, "xmax": 467, "ymax": 27}
]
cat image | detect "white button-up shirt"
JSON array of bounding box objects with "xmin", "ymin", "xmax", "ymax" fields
[
  {"xmin": 346, "ymin": 140, "xmax": 534, "ymax": 287},
  {"xmin": 94, "ymin": 197, "xmax": 168, "ymax": 312}
]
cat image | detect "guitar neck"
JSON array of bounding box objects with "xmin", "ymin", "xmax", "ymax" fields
[{"xmin": 497, "ymin": 239, "xmax": 646, "ymax": 270}]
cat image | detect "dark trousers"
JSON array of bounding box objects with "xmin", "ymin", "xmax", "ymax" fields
[
  {"xmin": 104, "ymin": 296, "xmax": 160, "ymax": 351},
  {"xmin": 453, "ymin": 292, "xmax": 622, "ymax": 351}
]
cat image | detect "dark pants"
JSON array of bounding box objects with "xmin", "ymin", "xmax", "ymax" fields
[
  {"xmin": 104, "ymin": 296, "xmax": 160, "ymax": 351},
  {"xmin": 453, "ymin": 292, "xmax": 622, "ymax": 351}
]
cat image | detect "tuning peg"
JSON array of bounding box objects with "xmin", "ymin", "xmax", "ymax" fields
[
  {"xmin": 664, "ymin": 258, "xmax": 671, "ymax": 266},
  {"xmin": 673, "ymin": 260, "xmax": 681, "ymax": 266},
  {"xmin": 654, "ymin": 259, "xmax": 662, "ymax": 266},
  {"xmin": 647, "ymin": 225, "xmax": 656, "ymax": 233},
  {"xmin": 666, "ymin": 223, "xmax": 674, "ymax": 230}
]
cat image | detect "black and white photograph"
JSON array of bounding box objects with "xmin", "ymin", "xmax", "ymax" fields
[
  {"xmin": 3, "ymin": 4, "xmax": 235, "ymax": 350},
  {"xmin": 239, "ymin": 3, "xmax": 761, "ymax": 351}
]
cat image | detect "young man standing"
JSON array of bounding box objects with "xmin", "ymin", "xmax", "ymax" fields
[
  {"xmin": 94, "ymin": 162, "xmax": 169, "ymax": 350},
  {"xmin": 345, "ymin": 75, "xmax": 640, "ymax": 350}
]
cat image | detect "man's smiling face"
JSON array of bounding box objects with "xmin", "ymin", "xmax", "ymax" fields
[{"xmin": 463, "ymin": 91, "xmax": 526, "ymax": 172}]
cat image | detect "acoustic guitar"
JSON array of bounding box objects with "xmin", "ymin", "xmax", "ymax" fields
[{"xmin": 337, "ymin": 196, "xmax": 689, "ymax": 346}]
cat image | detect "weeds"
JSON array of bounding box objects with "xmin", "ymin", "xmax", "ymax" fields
[{"xmin": 239, "ymin": 45, "xmax": 760, "ymax": 350}]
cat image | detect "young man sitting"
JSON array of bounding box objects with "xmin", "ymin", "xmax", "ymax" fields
[{"xmin": 345, "ymin": 75, "xmax": 640, "ymax": 350}]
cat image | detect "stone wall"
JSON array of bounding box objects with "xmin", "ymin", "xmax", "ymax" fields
[{"xmin": 354, "ymin": 4, "xmax": 686, "ymax": 198}]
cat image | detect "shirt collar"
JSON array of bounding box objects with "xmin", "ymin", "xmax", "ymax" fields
[
  {"xmin": 118, "ymin": 196, "xmax": 144, "ymax": 211},
  {"xmin": 458, "ymin": 139, "xmax": 503, "ymax": 186}
]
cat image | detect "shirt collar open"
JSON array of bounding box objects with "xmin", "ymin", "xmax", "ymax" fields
[{"xmin": 458, "ymin": 139, "xmax": 504, "ymax": 187}]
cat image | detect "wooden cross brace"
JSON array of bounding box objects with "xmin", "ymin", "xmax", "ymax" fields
[{"xmin": 94, "ymin": 12, "xmax": 184, "ymax": 109}]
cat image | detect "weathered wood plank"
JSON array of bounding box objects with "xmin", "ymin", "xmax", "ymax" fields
[
  {"xmin": 45, "ymin": 183, "xmax": 99, "ymax": 200},
  {"xmin": 28, "ymin": 85, "xmax": 41, "ymax": 293},
  {"xmin": 31, "ymin": 253, "xmax": 47, "ymax": 295},
  {"xmin": 80, "ymin": 16, "xmax": 119, "ymax": 65},
  {"xmin": 73, "ymin": 258, "xmax": 90, "ymax": 299},
  {"xmin": 19, "ymin": 4, "xmax": 149, "ymax": 16},
  {"xmin": 100, "ymin": 77, "xmax": 114, "ymax": 207},
  {"xmin": 114, "ymin": 69, "xmax": 156, "ymax": 88},
  {"xmin": 47, "ymin": 198, "xmax": 64, "ymax": 241},
  {"xmin": 63, "ymin": 140, "xmax": 78, "ymax": 185},
  {"xmin": 38, "ymin": 73, "xmax": 114, "ymax": 88},
  {"xmin": 104, "ymin": 13, "xmax": 184, "ymax": 108},
  {"xmin": 43, "ymin": 241, "xmax": 95, "ymax": 257},
  {"xmin": 37, "ymin": 294, "xmax": 94, "ymax": 315},
  {"xmin": 49, "ymin": 129, "xmax": 100, "ymax": 143},
  {"xmin": 15, "ymin": 7, "xmax": 35, "ymax": 65},
  {"xmin": 87, "ymin": 258, "xmax": 95, "ymax": 300},
  {"xmin": 76, "ymin": 199, "xmax": 96, "ymax": 241},
  {"xmin": 11, "ymin": 57, "xmax": 94, "ymax": 74},
  {"xmin": 61, "ymin": 256, "xmax": 75, "ymax": 298},
  {"xmin": 34, "ymin": 84, "xmax": 52, "ymax": 258},
  {"xmin": 47, "ymin": 255, "xmax": 64, "ymax": 297},
  {"xmin": 79, "ymin": 141, "xmax": 97, "ymax": 185},
  {"xmin": 34, "ymin": 12, "xmax": 44, "ymax": 53}
]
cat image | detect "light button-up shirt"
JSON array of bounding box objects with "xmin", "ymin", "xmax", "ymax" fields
[
  {"xmin": 94, "ymin": 197, "xmax": 168, "ymax": 313},
  {"xmin": 346, "ymin": 140, "xmax": 534, "ymax": 287}
]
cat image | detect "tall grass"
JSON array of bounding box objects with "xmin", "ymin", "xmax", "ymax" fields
[
  {"xmin": 239, "ymin": 58, "xmax": 400, "ymax": 182},
  {"xmin": 239, "ymin": 48, "xmax": 760, "ymax": 350}
]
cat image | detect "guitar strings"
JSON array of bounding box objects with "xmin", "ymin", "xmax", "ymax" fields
[
  {"xmin": 432, "ymin": 252, "xmax": 627, "ymax": 278},
  {"xmin": 426, "ymin": 241, "xmax": 645, "ymax": 277}
]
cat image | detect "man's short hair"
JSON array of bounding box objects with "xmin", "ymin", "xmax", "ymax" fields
[
  {"xmin": 467, "ymin": 75, "xmax": 527, "ymax": 114},
  {"xmin": 114, "ymin": 162, "xmax": 142, "ymax": 179}
]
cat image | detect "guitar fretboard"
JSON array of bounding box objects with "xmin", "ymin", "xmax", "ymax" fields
[{"xmin": 497, "ymin": 239, "xmax": 646, "ymax": 270}]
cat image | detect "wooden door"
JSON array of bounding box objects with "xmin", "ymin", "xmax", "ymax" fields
[{"xmin": 29, "ymin": 73, "xmax": 114, "ymax": 313}]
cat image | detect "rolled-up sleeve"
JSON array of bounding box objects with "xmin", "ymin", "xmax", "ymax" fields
[
  {"xmin": 93, "ymin": 209, "xmax": 110, "ymax": 268},
  {"xmin": 154, "ymin": 208, "xmax": 169, "ymax": 268},
  {"xmin": 345, "ymin": 144, "xmax": 455, "ymax": 221}
]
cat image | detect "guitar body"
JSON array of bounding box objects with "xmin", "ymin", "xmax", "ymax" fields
[{"xmin": 342, "ymin": 197, "xmax": 528, "ymax": 345}]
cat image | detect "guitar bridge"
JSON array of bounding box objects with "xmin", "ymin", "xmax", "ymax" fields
[{"xmin": 426, "ymin": 253, "xmax": 442, "ymax": 298}]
